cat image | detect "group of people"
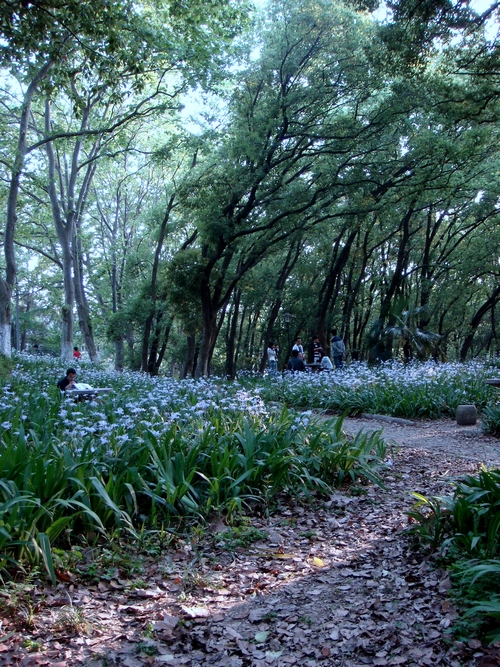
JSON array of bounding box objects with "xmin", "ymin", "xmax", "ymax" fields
[
  {"xmin": 32, "ymin": 344, "xmax": 82, "ymax": 359},
  {"xmin": 267, "ymin": 329, "xmax": 346, "ymax": 373}
]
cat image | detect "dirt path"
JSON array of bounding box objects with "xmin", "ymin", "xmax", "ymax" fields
[
  {"xmin": 1, "ymin": 419, "xmax": 497, "ymax": 667},
  {"xmin": 342, "ymin": 415, "xmax": 500, "ymax": 466}
]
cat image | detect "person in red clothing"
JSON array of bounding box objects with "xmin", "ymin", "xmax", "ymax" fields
[{"xmin": 73, "ymin": 346, "xmax": 82, "ymax": 360}]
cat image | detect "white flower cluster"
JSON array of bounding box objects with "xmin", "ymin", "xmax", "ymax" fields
[{"xmin": 3, "ymin": 357, "xmax": 269, "ymax": 451}]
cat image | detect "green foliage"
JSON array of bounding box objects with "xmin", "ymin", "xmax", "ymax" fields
[
  {"xmin": 215, "ymin": 521, "xmax": 268, "ymax": 551},
  {"xmin": 408, "ymin": 468, "xmax": 500, "ymax": 644},
  {"xmin": 482, "ymin": 402, "xmax": 500, "ymax": 437},
  {"xmin": 0, "ymin": 353, "xmax": 12, "ymax": 381},
  {"xmin": 253, "ymin": 361, "xmax": 495, "ymax": 420},
  {"xmin": 0, "ymin": 367, "xmax": 388, "ymax": 582},
  {"xmin": 408, "ymin": 469, "xmax": 500, "ymax": 558}
]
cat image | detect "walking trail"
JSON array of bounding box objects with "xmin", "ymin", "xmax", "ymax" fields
[{"xmin": 1, "ymin": 417, "xmax": 499, "ymax": 667}]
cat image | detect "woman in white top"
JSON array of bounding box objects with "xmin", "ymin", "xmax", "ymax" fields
[{"xmin": 267, "ymin": 342, "xmax": 278, "ymax": 374}]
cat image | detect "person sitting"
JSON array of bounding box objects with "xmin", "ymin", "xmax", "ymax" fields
[
  {"xmin": 320, "ymin": 353, "xmax": 334, "ymax": 371},
  {"xmin": 288, "ymin": 349, "xmax": 306, "ymax": 372},
  {"xmin": 73, "ymin": 346, "xmax": 82, "ymax": 360},
  {"xmin": 57, "ymin": 368, "xmax": 77, "ymax": 391}
]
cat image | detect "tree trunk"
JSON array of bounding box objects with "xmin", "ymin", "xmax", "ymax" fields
[
  {"xmin": 0, "ymin": 280, "xmax": 11, "ymax": 357},
  {"xmin": 141, "ymin": 194, "xmax": 176, "ymax": 373},
  {"xmin": 259, "ymin": 242, "xmax": 301, "ymax": 371},
  {"xmin": 234, "ymin": 305, "xmax": 249, "ymax": 371},
  {"xmin": 460, "ymin": 283, "xmax": 500, "ymax": 360},
  {"xmin": 225, "ymin": 289, "xmax": 241, "ymax": 379},
  {"xmin": 45, "ymin": 99, "xmax": 75, "ymax": 363},
  {"xmin": 72, "ymin": 161, "xmax": 99, "ymax": 361},
  {"xmin": 73, "ymin": 235, "xmax": 98, "ymax": 361},
  {"xmin": 315, "ymin": 227, "xmax": 358, "ymax": 348},
  {"xmin": 196, "ymin": 305, "xmax": 218, "ymax": 378},
  {"xmin": 148, "ymin": 316, "xmax": 172, "ymax": 375},
  {"xmin": 182, "ymin": 335, "xmax": 196, "ymax": 379},
  {"xmin": 115, "ymin": 339, "xmax": 124, "ymax": 371},
  {"xmin": 0, "ymin": 60, "xmax": 53, "ymax": 356}
]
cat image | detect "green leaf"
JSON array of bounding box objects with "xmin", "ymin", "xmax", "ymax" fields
[{"xmin": 37, "ymin": 532, "xmax": 56, "ymax": 586}]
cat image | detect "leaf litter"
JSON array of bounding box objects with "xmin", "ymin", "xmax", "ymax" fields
[{"xmin": 0, "ymin": 417, "xmax": 496, "ymax": 666}]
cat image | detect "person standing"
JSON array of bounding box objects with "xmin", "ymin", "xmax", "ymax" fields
[
  {"xmin": 312, "ymin": 335, "xmax": 323, "ymax": 363},
  {"xmin": 267, "ymin": 342, "xmax": 278, "ymax": 374},
  {"xmin": 330, "ymin": 329, "xmax": 346, "ymax": 369},
  {"xmin": 292, "ymin": 337, "xmax": 305, "ymax": 360}
]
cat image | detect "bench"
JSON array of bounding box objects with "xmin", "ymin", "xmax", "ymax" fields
[{"xmin": 65, "ymin": 388, "xmax": 113, "ymax": 396}]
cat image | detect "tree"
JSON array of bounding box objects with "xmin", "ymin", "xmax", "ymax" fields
[{"xmin": 0, "ymin": 0, "xmax": 250, "ymax": 358}]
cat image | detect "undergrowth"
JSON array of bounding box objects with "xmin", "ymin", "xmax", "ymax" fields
[
  {"xmin": 0, "ymin": 357, "xmax": 388, "ymax": 584},
  {"xmin": 408, "ymin": 468, "xmax": 500, "ymax": 644}
]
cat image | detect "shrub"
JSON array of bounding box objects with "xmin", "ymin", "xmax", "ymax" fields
[
  {"xmin": 408, "ymin": 469, "xmax": 500, "ymax": 644},
  {"xmin": 250, "ymin": 360, "xmax": 498, "ymax": 421},
  {"xmin": 482, "ymin": 402, "xmax": 500, "ymax": 437},
  {"xmin": 0, "ymin": 356, "xmax": 389, "ymax": 581},
  {"xmin": 0, "ymin": 353, "xmax": 12, "ymax": 381}
]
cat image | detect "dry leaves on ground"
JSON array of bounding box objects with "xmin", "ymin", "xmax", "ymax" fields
[{"xmin": 0, "ymin": 417, "xmax": 494, "ymax": 666}]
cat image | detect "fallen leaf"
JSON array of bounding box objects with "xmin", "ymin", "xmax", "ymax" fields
[
  {"xmin": 312, "ymin": 557, "xmax": 325, "ymax": 567},
  {"xmin": 254, "ymin": 631, "xmax": 270, "ymax": 643},
  {"xmin": 226, "ymin": 627, "xmax": 243, "ymax": 640},
  {"xmin": 273, "ymin": 553, "xmax": 294, "ymax": 559},
  {"xmin": 248, "ymin": 609, "xmax": 266, "ymax": 622},
  {"xmin": 133, "ymin": 586, "xmax": 163, "ymax": 598},
  {"xmin": 181, "ymin": 605, "xmax": 210, "ymax": 618},
  {"xmin": 154, "ymin": 655, "xmax": 176, "ymax": 663},
  {"xmin": 152, "ymin": 614, "xmax": 179, "ymax": 632},
  {"xmin": 266, "ymin": 650, "xmax": 283, "ymax": 659},
  {"xmin": 267, "ymin": 530, "xmax": 284, "ymax": 544}
]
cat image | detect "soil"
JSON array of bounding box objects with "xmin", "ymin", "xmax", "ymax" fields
[
  {"xmin": 1, "ymin": 417, "xmax": 499, "ymax": 667},
  {"xmin": 342, "ymin": 416, "xmax": 500, "ymax": 466}
]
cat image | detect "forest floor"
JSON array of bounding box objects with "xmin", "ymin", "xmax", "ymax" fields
[{"xmin": 1, "ymin": 417, "xmax": 500, "ymax": 667}]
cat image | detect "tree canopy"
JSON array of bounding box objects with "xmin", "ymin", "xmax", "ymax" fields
[{"xmin": 1, "ymin": 0, "xmax": 500, "ymax": 373}]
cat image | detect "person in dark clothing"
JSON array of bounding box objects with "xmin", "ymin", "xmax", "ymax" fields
[
  {"xmin": 330, "ymin": 329, "xmax": 346, "ymax": 369},
  {"xmin": 57, "ymin": 368, "xmax": 77, "ymax": 391},
  {"xmin": 288, "ymin": 349, "xmax": 306, "ymax": 371},
  {"xmin": 312, "ymin": 335, "xmax": 323, "ymax": 363}
]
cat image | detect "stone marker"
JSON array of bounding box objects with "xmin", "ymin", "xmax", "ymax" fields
[{"xmin": 456, "ymin": 404, "xmax": 477, "ymax": 426}]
